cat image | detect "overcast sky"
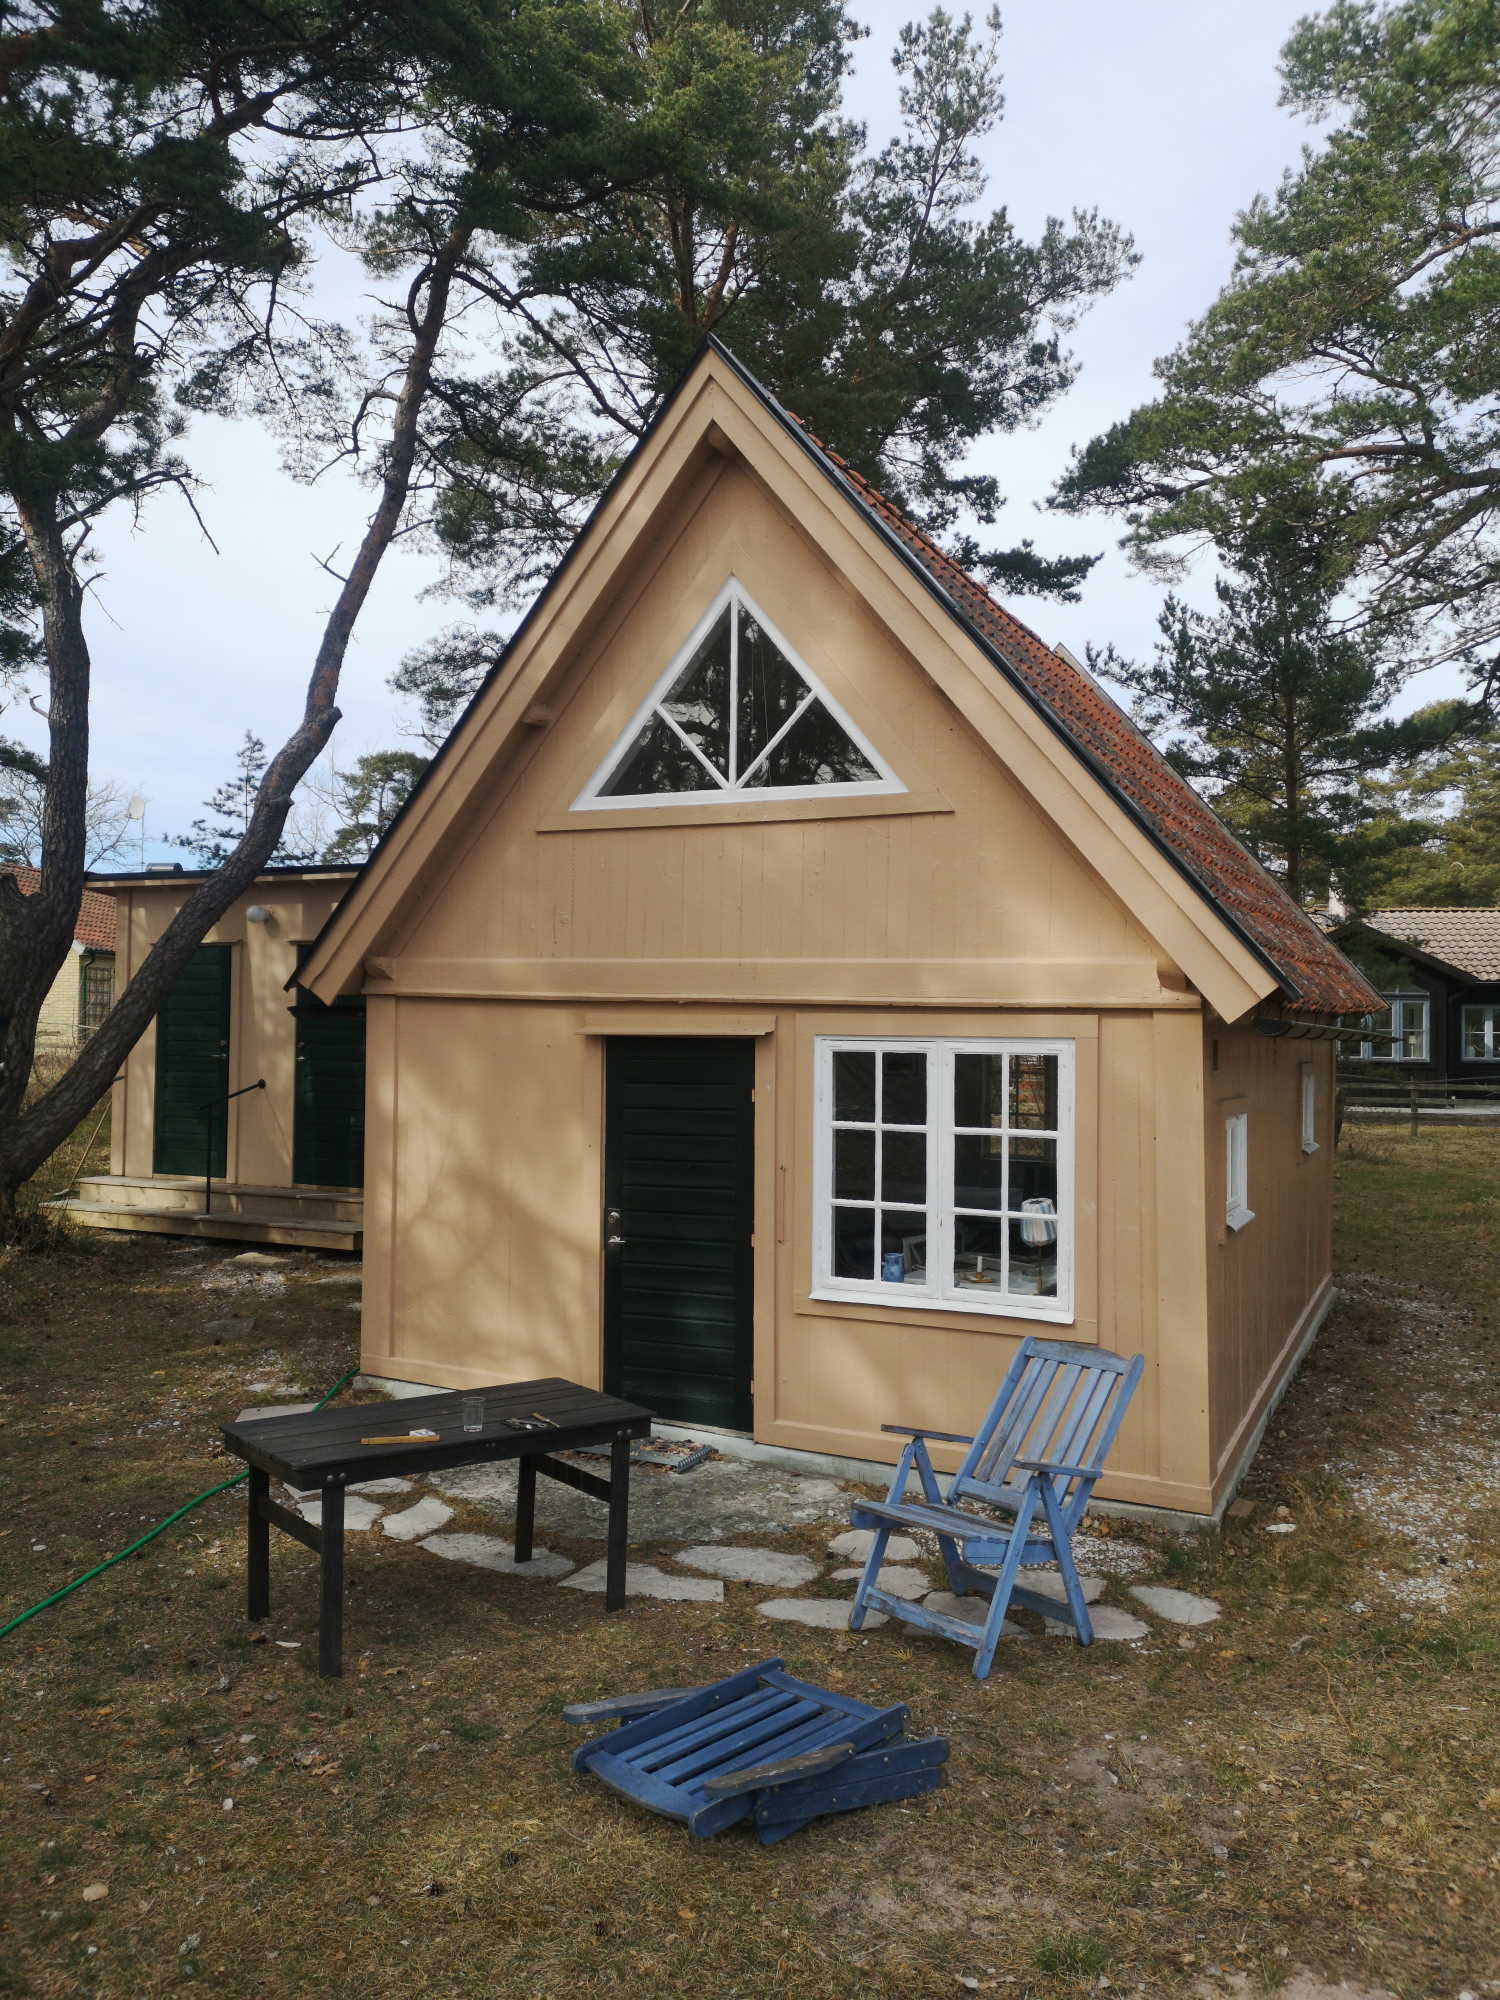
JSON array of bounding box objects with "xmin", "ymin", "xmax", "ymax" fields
[{"xmin": 14, "ymin": 0, "xmax": 1385, "ymax": 862}]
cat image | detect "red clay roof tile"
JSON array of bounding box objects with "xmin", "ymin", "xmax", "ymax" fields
[
  {"xmin": 787, "ymin": 425, "xmax": 1380, "ymax": 1018},
  {"xmin": 6, "ymin": 865, "xmax": 117, "ymax": 951}
]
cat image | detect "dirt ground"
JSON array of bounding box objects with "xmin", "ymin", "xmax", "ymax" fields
[{"xmin": 1, "ymin": 1123, "xmax": 1498, "ymax": 1999}]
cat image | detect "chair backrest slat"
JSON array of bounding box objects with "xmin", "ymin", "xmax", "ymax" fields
[{"xmin": 952, "ymin": 1337, "xmax": 1144, "ymax": 1524}]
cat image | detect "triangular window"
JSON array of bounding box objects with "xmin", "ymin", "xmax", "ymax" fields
[{"xmin": 576, "ymin": 579, "xmax": 902, "ymax": 807}]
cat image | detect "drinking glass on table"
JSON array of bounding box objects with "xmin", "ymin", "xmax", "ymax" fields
[{"xmin": 462, "ymin": 1395, "xmax": 484, "ymax": 1434}]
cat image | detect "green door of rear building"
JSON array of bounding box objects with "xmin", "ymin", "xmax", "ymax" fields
[
  {"xmin": 153, "ymin": 945, "xmax": 231, "ymax": 1176},
  {"xmin": 603, "ymin": 1037, "xmax": 754, "ymax": 1430},
  {"xmin": 293, "ymin": 995, "xmax": 366, "ymax": 1188}
]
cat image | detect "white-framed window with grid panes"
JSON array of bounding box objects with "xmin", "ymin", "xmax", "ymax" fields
[
  {"xmin": 1462, "ymin": 1004, "xmax": 1500, "ymax": 1061},
  {"xmin": 1352, "ymin": 993, "xmax": 1429, "ymax": 1061},
  {"xmin": 812, "ymin": 1037, "xmax": 1075, "ymax": 1322}
]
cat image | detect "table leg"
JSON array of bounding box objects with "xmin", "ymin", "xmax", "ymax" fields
[
  {"xmin": 247, "ymin": 1467, "xmax": 270, "ymax": 1622},
  {"xmin": 515, "ymin": 1455, "xmax": 537, "ymax": 1564},
  {"xmin": 319, "ymin": 1485, "xmax": 345, "ymax": 1679},
  {"xmin": 605, "ymin": 1433, "xmax": 630, "ymax": 1613}
]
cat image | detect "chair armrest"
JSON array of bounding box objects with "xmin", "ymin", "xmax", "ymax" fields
[
  {"xmin": 700, "ymin": 1741, "xmax": 854, "ymax": 1800},
  {"xmin": 561, "ymin": 1686, "xmax": 705, "ymax": 1726},
  {"xmin": 880, "ymin": 1423, "xmax": 975, "ymax": 1445},
  {"xmin": 1015, "ymin": 1457, "xmax": 1099, "ymax": 1483}
]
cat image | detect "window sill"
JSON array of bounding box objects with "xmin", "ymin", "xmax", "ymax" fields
[
  {"xmin": 1225, "ymin": 1204, "xmax": 1256, "ymax": 1233},
  {"xmin": 808, "ymin": 1283, "xmax": 1073, "ymax": 1325}
]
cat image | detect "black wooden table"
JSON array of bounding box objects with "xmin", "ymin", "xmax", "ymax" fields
[{"xmin": 220, "ymin": 1377, "xmax": 654, "ymax": 1676}]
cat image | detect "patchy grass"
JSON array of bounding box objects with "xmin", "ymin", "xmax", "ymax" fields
[{"xmin": 1, "ymin": 1128, "xmax": 1498, "ymax": 1997}]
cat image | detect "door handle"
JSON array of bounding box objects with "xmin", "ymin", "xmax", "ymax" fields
[{"xmin": 605, "ymin": 1208, "xmax": 626, "ymax": 1249}]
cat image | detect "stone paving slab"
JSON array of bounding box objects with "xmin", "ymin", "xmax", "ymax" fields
[
  {"xmin": 922, "ymin": 1590, "xmax": 1024, "ymax": 1637},
  {"xmin": 829, "ymin": 1563, "xmax": 931, "ymax": 1599},
  {"xmin": 672, "ymin": 1545, "xmax": 820, "ymax": 1588},
  {"xmin": 236, "ymin": 1402, "xmax": 317, "ymax": 1423},
  {"xmin": 381, "ymin": 1496, "xmax": 453, "ymax": 1542},
  {"xmin": 1128, "ymin": 1584, "xmax": 1222, "ymax": 1625},
  {"xmin": 1044, "ymin": 1603, "xmax": 1150, "ymax": 1641},
  {"xmin": 297, "ymin": 1494, "xmax": 384, "ymax": 1532},
  {"xmin": 347, "ymin": 1477, "xmax": 413, "ymax": 1497},
  {"xmin": 560, "ymin": 1560, "xmax": 722, "ymax": 1602},
  {"xmin": 419, "ymin": 1533, "xmax": 573, "ymax": 1579},
  {"xmin": 1021, "ymin": 1568, "xmax": 1105, "ymax": 1605},
  {"xmin": 757, "ymin": 1597, "xmax": 886, "ymax": 1631},
  {"xmin": 826, "ymin": 1529, "xmax": 920, "ymax": 1562},
  {"xmin": 430, "ymin": 1455, "xmax": 850, "ymax": 1543}
]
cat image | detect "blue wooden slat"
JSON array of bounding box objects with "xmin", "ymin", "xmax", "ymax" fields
[
  {"xmin": 679, "ymin": 1712, "xmax": 867, "ymax": 1797},
  {"xmin": 755, "ymin": 1767, "xmax": 946, "ymax": 1841},
  {"xmin": 654, "ymin": 1697, "xmax": 823, "ymax": 1785},
  {"xmin": 968, "ymin": 1352, "xmax": 1056, "ymax": 1487},
  {"xmin": 633, "ymin": 1689, "xmax": 798, "ymax": 1771},
  {"xmin": 570, "ymin": 1660, "xmax": 779, "ymax": 1774}
]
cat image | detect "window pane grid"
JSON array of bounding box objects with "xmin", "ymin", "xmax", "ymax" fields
[{"xmin": 818, "ymin": 1038, "xmax": 1070, "ymax": 1319}]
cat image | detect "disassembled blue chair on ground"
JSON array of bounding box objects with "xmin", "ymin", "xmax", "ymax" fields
[
  {"xmin": 564, "ymin": 1658, "xmax": 948, "ymax": 1844},
  {"xmin": 850, "ymin": 1336, "xmax": 1145, "ymax": 1680}
]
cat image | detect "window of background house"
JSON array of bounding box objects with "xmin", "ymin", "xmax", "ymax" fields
[
  {"xmin": 1461, "ymin": 1004, "xmax": 1500, "ymax": 1061},
  {"xmin": 78, "ymin": 955, "xmax": 114, "ymax": 1040},
  {"xmin": 814, "ymin": 1037, "xmax": 1075, "ymax": 1321},
  {"xmin": 1353, "ymin": 994, "xmax": 1429, "ymax": 1061},
  {"xmin": 1225, "ymin": 1110, "xmax": 1253, "ymax": 1231}
]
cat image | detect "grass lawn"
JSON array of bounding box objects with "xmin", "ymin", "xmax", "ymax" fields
[{"xmin": 1, "ymin": 1121, "xmax": 1498, "ymax": 1998}]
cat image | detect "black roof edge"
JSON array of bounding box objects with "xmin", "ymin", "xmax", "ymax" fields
[
  {"xmin": 293, "ymin": 337, "xmax": 721, "ymax": 988},
  {"xmin": 700, "ymin": 337, "xmax": 1300, "ymax": 1007}
]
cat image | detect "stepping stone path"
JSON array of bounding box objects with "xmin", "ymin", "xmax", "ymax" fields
[
  {"xmin": 561, "ymin": 1560, "xmax": 720, "ymax": 1602},
  {"xmin": 829, "ymin": 1564, "xmax": 931, "ymax": 1600},
  {"xmin": 758, "ymin": 1597, "xmax": 886, "ymax": 1631},
  {"xmin": 1020, "ymin": 1569, "xmax": 1106, "ymax": 1606},
  {"xmin": 1128, "ymin": 1584, "xmax": 1222, "ymax": 1626},
  {"xmin": 827, "ymin": 1529, "xmax": 920, "ymax": 1562},
  {"xmin": 1044, "ymin": 1603, "xmax": 1150, "ymax": 1642},
  {"xmin": 420, "ymin": 1533, "xmax": 573, "ymax": 1580},
  {"xmin": 236, "ymin": 1402, "xmax": 317, "ymax": 1423},
  {"xmin": 673, "ymin": 1545, "xmax": 819, "ymax": 1588},
  {"xmin": 921, "ymin": 1591, "xmax": 1024, "ymax": 1637},
  {"xmin": 348, "ymin": 1477, "xmax": 412, "ymax": 1496},
  {"xmin": 381, "ymin": 1496, "xmax": 453, "ymax": 1542},
  {"xmin": 297, "ymin": 1494, "xmax": 385, "ymax": 1532}
]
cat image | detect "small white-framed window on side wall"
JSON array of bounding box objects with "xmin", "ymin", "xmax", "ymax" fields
[
  {"xmin": 812, "ymin": 1036, "xmax": 1075, "ymax": 1323},
  {"xmin": 1225, "ymin": 1110, "xmax": 1254, "ymax": 1231},
  {"xmin": 1299, "ymin": 1062, "xmax": 1319, "ymax": 1154},
  {"xmin": 1461, "ymin": 1004, "xmax": 1500, "ymax": 1061},
  {"xmin": 1353, "ymin": 993, "xmax": 1429, "ymax": 1061}
]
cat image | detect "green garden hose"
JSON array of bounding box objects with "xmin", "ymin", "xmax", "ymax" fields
[{"xmin": 0, "ymin": 1365, "xmax": 358, "ymax": 1642}]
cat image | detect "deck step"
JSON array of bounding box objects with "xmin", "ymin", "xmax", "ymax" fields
[
  {"xmin": 49, "ymin": 1199, "xmax": 361, "ymax": 1254},
  {"xmin": 72, "ymin": 1174, "xmax": 362, "ymax": 1221}
]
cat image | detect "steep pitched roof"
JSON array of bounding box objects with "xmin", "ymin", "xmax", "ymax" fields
[
  {"xmin": 764, "ymin": 393, "xmax": 1377, "ymax": 1017},
  {"xmin": 6, "ymin": 865, "xmax": 116, "ymax": 950},
  {"xmin": 1360, "ymin": 908, "xmax": 1500, "ymax": 983},
  {"xmin": 298, "ymin": 338, "xmax": 1379, "ymax": 1018}
]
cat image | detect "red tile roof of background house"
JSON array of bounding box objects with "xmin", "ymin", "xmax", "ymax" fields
[
  {"xmin": 778, "ymin": 420, "xmax": 1380, "ymax": 1018},
  {"xmin": 6, "ymin": 865, "xmax": 117, "ymax": 950}
]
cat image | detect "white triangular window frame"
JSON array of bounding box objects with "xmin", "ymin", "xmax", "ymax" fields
[{"xmin": 573, "ymin": 576, "xmax": 905, "ymax": 810}]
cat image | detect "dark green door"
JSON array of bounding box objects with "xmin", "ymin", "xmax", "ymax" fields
[
  {"xmin": 293, "ymin": 995, "xmax": 366, "ymax": 1187},
  {"xmin": 153, "ymin": 946, "xmax": 231, "ymax": 1176},
  {"xmin": 603, "ymin": 1038, "xmax": 754, "ymax": 1430}
]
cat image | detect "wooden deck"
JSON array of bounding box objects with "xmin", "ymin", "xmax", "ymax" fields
[{"xmin": 49, "ymin": 1173, "xmax": 362, "ymax": 1252}]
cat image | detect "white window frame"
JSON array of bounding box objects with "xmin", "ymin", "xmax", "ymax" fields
[
  {"xmin": 1225, "ymin": 1110, "xmax": 1254, "ymax": 1231},
  {"xmin": 1461, "ymin": 1003, "xmax": 1500, "ymax": 1061},
  {"xmin": 572, "ymin": 575, "xmax": 904, "ymax": 810},
  {"xmin": 1299, "ymin": 1062, "xmax": 1319, "ymax": 1155},
  {"xmin": 811, "ymin": 1035, "xmax": 1076, "ymax": 1324},
  {"xmin": 1352, "ymin": 993, "xmax": 1429, "ymax": 1062}
]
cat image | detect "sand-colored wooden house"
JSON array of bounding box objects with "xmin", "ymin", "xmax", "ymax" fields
[
  {"xmin": 300, "ymin": 343, "xmax": 1368, "ymax": 1515},
  {"xmin": 60, "ymin": 865, "xmax": 363, "ymax": 1249}
]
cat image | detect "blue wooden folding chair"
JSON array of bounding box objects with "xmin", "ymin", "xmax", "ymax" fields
[
  {"xmin": 564, "ymin": 1659, "xmax": 948, "ymax": 1844},
  {"xmin": 850, "ymin": 1337, "xmax": 1144, "ymax": 1680}
]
